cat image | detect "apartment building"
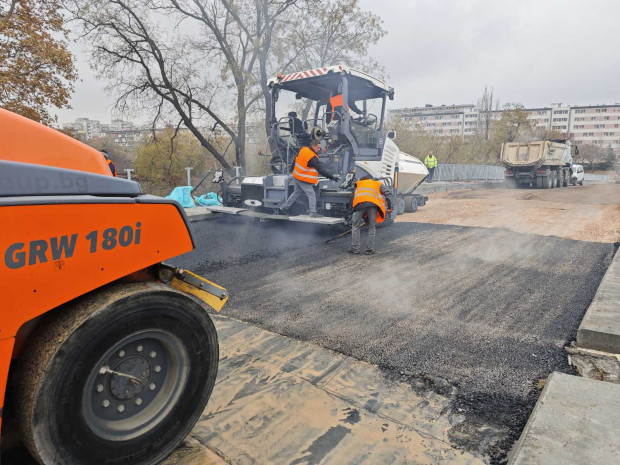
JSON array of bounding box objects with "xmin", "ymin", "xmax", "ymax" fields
[
  {"xmin": 389, "ymin": 103, "xmax": 620, "ymax": 154},
  {"xmin": 63, "ymin": 118, "xmax": 144, "ymax": 147}
]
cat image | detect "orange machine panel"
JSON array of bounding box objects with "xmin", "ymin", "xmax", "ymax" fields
[
  {"xmin": 0, "ymin": 202, "xmax": 194, "ymax": 338},
  {"xmin": 0, "ymin": 108, "xmax": 111, "ymax": 176}
]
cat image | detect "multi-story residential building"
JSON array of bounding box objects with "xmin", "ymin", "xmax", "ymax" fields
[
  {"xmin": 63, "ymin": 117, "xmax": 103, "ymax": 139},
  {"xmin": 388, "ymin": 102, "xmax": 620, "ymax": 154},
  {"xmin": 63, "ymin": 118, "xmax": 145, "ymax": 147}
]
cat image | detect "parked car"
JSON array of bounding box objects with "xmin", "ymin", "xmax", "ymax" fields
[{"xmin": 570, "ymin": 164, "xmax": 584, "ymax": 185}]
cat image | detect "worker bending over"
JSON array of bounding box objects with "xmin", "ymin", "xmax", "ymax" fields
[
  {"xmin": 350, "ymin": 176, "xmax": 389, "ymax": 255},
  {"xmin": 280, "ymin": 139, "xmax": 340, "ymax": 217}
]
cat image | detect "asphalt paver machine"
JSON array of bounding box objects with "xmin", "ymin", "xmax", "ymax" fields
[
  {"xmin": 0, "ymin": 108, "xmax": 228, "ymax": 464},
  {"xmin": 214, "ymin": 65, "xmax": 427, "ymax": 225}
]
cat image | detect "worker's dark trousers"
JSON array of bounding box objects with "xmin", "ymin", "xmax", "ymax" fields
[
  {"xmin": 351, "ymin": 206, "xmax": 378, "ymax": 252},
  {"xmin": 427, "ymin": 167, "xmax": 435, "ymax": 182},
  {"xmin": 282, "ymin": 178, "xmax": 316, "ymax": 214}
]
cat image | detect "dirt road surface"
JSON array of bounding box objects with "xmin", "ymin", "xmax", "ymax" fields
[
  {"xmin": 165, "ymin": 184, "xmax": 617, "ymax": 463},
  {"xmin": 404, "ymin": 183, "xmax": 620, "ymax": 243}
]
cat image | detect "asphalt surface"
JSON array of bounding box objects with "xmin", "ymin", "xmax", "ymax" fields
[{"xmin": 171, "ymin": 215, "xmax": 614, "ymax": 463}]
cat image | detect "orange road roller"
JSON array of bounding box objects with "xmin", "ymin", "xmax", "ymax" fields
[{"xmin": 0, "ymin": 108, "xmax": 228, "ymax": 464}]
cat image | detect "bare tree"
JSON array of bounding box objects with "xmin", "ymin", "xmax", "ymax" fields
[
  {"xmin": 476, "ymin": 86, "xmax": 499, "ymax": 141},
  {"xmin": 68, "ymin": 0, "xmax": 241, "ymax": 171},
  {"xmin": 68, "ymin": 0, "xmax": 308, "ymax": 173}
]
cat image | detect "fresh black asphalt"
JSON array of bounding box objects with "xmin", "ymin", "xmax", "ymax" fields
[{"xmin": 170, "ymin": 216, "xmax": 613, "ymax": 462}]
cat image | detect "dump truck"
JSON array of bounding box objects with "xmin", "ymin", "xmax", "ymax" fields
[
  {"xmin": 210, "ymin": 65, "xmax": 428, "ymax": 224},
  {"xmin": 501, "ymin": 139, "xmax": 577, "ymax": 189},
  {"xmin": 0, "ymin": 108, "xmax": 227, "ymax": 464}
]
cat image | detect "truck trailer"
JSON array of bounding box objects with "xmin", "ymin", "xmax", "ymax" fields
[
  {"xmin": 501, "ymin": 139, "xmax": 577, "ymax": 189},
  {"xmin": 0, "ymin": 108, "xmax": 227, "ymax": 464}
]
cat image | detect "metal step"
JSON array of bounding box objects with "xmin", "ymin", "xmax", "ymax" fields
[{"xmin": 203, "ymin": 206, "xmax": 344, "ymax": 224}]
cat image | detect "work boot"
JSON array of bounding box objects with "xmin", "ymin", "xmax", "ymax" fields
[
  {"xmin": 309, "ymin": 212, "xmax": 320, "ymax": 218},
  {"xmin": 365, "ymin": 249, "xmax": 376, "ymax": 255},
  {"xmin": 349, "ymin": 248, "xmax": 360, "ymax": 255}
]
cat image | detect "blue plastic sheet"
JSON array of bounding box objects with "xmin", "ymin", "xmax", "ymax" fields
[
  {"xmin": 194, "ymin": 192, "xmax": 222, "ymax": 206},
  {"xmin": 165, "ymin": 186, "xmax": 196, "ymax": 208}
]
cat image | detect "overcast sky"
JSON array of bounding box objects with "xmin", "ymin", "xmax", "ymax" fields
[{"xmin": 57, "ymin": 0, "xmax": 620, "ymax": 124}]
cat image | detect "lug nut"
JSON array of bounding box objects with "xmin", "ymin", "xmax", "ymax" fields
[
  {"xmin": 102, "ymin": 399, "xmax": 110, "ymax": 408},
  {"xmin": 137, "ymin": 345, "xmax": 143, "ymax": 352},
  {"xmin": 117, "ymin": 405, "xmax": 125, "ymax": 413},
  {"xmin": 149, "ymin": 383, "xmax": 156, "ymax": 391},
  {"xmin": 135, "ymin": 398, "xmax": 143, "ymax": 406},
  {"xmin": 149, "ymin": 351, "xmax": 157, "ymax": 358},
  {"xmin": 154, "ymin": 365, "xmax": 161, "ymax": 373},
  {"xmin": 96, "ymin": 384, "xmax": 104, "ymax": 393},
  {"xmin": 119, "ymin": 350, "xmax": 125, "ymax": 357}
]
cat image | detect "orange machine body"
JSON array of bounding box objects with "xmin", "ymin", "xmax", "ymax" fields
[
  {"xmin": 0, "ymin": 108, "xmax": 112, "ymax": 175},
  {"xmin": 0, "ymin": 109, "xmax": 195, "ymax": 437}
]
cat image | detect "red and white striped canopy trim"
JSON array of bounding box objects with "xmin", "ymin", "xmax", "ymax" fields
[{"xmin": 280, "ymin": 67, "xmax": 330, "ymax": 82}]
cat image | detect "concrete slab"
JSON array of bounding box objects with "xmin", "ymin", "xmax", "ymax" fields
[
  {"xmin": 577, "ymin": 248, "xmax": 620, "ymax": 353},
  {"xmin": 180, "ymin": 314, "xmax": 485, "ymax": 465},
  {"xmin": 508, "ymin": 372, "xmax": 620, "ymax": 465},
  {"xmin": 185, "ymin": 206, "xmax": 216, "ymax": 222}
]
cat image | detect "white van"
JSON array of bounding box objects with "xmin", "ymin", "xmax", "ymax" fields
[{"xmin": 570, "ymin": 164, "xmax": 584, "ymax": 186}]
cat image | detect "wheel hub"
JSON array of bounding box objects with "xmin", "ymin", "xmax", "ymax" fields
[
  {"xmin": 109, "ymin": 356, "xmax": 150, "ymax": 399},
  {"xmin": 82, "ymin": 330, "xmax": 188, "ymax": 441}
]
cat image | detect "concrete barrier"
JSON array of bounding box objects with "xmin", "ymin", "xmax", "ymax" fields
[
  {"xmin": 567, "ymin": 248, "xmax": 620, "ymax": 382},
  {"xmin": 508, "ymin": 372, "xmax": 620, "ymax": 465}
]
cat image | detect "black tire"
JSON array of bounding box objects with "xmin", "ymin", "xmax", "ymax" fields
[
  {"xmin": 579, "ymin": 180, "xmax": 584, "ymax": 186},
  {"xmin": 404, "ymin": 196, "xmax": 418, "ymax": 213},
  {"xmin": 14, "ymin": 282, "xmax": 219, "ymax": 465},
  {"xmin": 536, "ymin": 177, "xmax": 543, "ymax": 189},
  {"xmin": 557, "ymin": 171, "xmax": 563, "ymax": 188},
  {"xmin": 542, "ymin": 173, "xmax": 551, "ymax": 189},
  {"xmin": 395, "ymin": 197, "xmax": 406, "ymax": 215}
]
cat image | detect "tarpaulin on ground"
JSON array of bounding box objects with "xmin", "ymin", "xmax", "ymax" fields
[{"xmin": 194, "ymin": 192, "xmax": 222, "ymax": 206}]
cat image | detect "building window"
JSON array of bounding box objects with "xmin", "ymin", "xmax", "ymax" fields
[{"xmin": 575, "ymin": 109, "xmax": 586, "ymax": 114}]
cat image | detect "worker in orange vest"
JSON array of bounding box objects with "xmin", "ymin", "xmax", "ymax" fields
[
  {"xmin": 326, "ymin": 92, "xmax": 362, "ymax": 123},
  {"xmin": 350, "ymin": 176, "xmax": 389, "ymax": 255},
  {"xmin": 280, "ymin": 139, "xmax": 340, "ymax": 217},
  {"xmin": 101, "ymin": 149, "xmax": 116, "ymax": 177}
]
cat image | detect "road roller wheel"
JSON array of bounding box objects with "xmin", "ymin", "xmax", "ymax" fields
[{"xmin": 14, "ymin": 282, "xmax": 218, "ymax": 465}]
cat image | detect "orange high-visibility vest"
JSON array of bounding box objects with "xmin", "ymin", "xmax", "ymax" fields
[
  {"xmin": 353, "ymin": 179, "xmax": 386, "ymax": 223},
  {"xmin": 293, "ymin": 146, "xmax": 319, "ymax": 185},
  {"xmin": 330, "ymin": 94, "xmax": 344, "ymax": 109},
  {"xmin": 106, "ymin": 158, "xmax": 117, "ymax": 177}
]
